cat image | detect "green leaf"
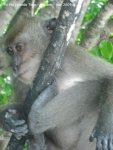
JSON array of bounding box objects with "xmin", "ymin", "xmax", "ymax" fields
[
  {"xmin": 35, "ymin": 0, "xmax": 48, "ymax": 15},
  {"xmin": 22, "ymin": 143, "xmax": 27, "ymax": 150},
  {"xmin": 0, "ymin": 75, "xmax": 14, "ymax": 105},
  {"xmin": 99, "ymin": 40, "xmax": 113, "ymax": 60},
  {"xmin": 110, "ymin": 32, "xmax": 113, "ymax": 37},
  {"xmin": 90, "ymin": 46, "xmax": 101, "ymax": 56},
  {"xmin": 0, "ymin": 128, "xmax": 4, "ymax": 135}
]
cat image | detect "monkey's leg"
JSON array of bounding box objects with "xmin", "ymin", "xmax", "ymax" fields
[
  {"xmin": 27, "ymin": 134, "xmax": 47, "ymax": 150},
  {"xmin": 90, "ymin": 79, "xmax": 113, "ymax": 150}
]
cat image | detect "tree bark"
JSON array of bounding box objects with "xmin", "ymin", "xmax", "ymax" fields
[
  {"xmin": 0, "ymin": 0, "xmax": 44, "ymax": 35},
  {"xmin": 0, "ymin": 0, "xmax": 25, "ymax": 36},
  {"xmin": 80, "ymin": 1, "xmax": 113, "ymax": 50}
]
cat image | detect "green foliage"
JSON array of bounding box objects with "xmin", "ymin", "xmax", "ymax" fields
[
  {"xmin": 0, "ymin": 128, "xmax": 4, "ymax": 135},
  {"xmin": 0, "ymin": 75, "xmax": 14, "ymax": 104},
  {"xmin": 90, "ymin": 40, "xmax": 113, "ymax": 63},
  {"xmin": 35, "ymin": 0, "xmax": 48, "ymax": 15},
  {"xmin": 0, "ymin": 0, "xmax": 7, "ymax": 9},
  {"xmin": 90, "ymin": 45, "xmax": 101, "ymax": 56},
  {"xmin": 110, "ymin": 14, "xmax": 113, "ymax": 19},
  {"xmin": 22, "ymin": 144, "xmax": 27, "ymax": 150},
  {"xmin": 76, "ymin": 0, "xmax": 113, "ymax": 65},
  {"xmin": 77, "ymin": 0, "xmax": 108, "ymax": 42},
  {"xmin": 99, "ymin": 40, "xmax": 113, "ymax": 60}
]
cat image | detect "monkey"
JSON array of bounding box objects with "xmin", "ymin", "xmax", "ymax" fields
[{"xmin": 1, "ymin": 12, "xmax": 113, "ymax": 150}]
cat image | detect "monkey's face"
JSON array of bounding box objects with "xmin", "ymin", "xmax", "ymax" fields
[
  {"xmin": 6, "ymin": 38, "xmax": 45, "ymax": 85},
  {"xmin": 5, "ymin": 19, "xmax": 51, "ymax": 85}
]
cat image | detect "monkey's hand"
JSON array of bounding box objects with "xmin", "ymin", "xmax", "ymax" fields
[
  {"xmin": 0, "ymin": 107, "xmax": 28, "ymax": 139},
  {"xmin": 89, "ymin": 128, "xmax": 113, "ymax": 150}
]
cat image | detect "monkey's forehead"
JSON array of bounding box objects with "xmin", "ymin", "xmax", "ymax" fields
[{"xmin": 5, "ymin": 20, "xmax": 49, "ymax": 44}]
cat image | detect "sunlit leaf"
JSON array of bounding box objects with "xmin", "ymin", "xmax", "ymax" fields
[
  {"xmin": 99, "ymin": 40, "xmax": 113, "ymax": 60},
  {"xmin": 90, "ymin": 46, "xmax": 101, "ymax": 56}
]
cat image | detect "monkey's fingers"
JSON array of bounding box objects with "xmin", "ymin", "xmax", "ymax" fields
[
  {"xmin": 108, "ymin": 135, "xmax": 113, "ymax": 150},
  {"xmin": 11, "ymin": 124, "xmax": 28, "ymax": 136},
  {"xmin": 12, "ymin": 124, "xmax": 28, "ymax": 133},
  {"xmin": 5, "ymin": 118, "xmax": 25, "ymax": 127},
  {"xmin": 89, "ymin": 129, "xmax": 96, "ymax": 142},
  {"xmin": 104, "ymin": 134, "xmax": 113, "ymax": 150},
  {"xmin": 10, "ymin": 119, "xmax": 25, "ymax": 126},
  {"xmin": 4, "ymin": 118, "xmax": 26, "ymax": 133},
  {"xmin": 8, "ymin": 109, "xmax": 17, "ymax": 115},
  {"xmin": 91, "ymin": 134, "xmax": 113, "ymax": 150},
  {"xmin": 102, "ymin": 138, "xmax": 108, "ymax": 150},
  {"xmin": 96, "ymin": 137, "xmax": 102, "ymax": 150}
]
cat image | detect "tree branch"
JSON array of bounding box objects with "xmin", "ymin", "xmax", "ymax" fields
[
  {"xmin": 0, "ymin": 0, "xmax": 25, "ymax": 36},
  {"xmin": 0, "ymin": 0, "xmax": 45, "ymax": 35},
  {"xmin": 80, "ymin": 1, "xmax": 113, "ymax": 50},
  {"xmin": 38, "ymin": 0, "xmax": 90, "ymax": 42},
  {"xmin": 102, "ymin": 19, "xmax": 113, "ymax": 42}
]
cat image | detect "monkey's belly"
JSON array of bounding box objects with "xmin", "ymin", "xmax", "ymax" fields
[
  {"xmin": 29, "ymin": 80, "xmax": 100, "ymax": 150},
  {"xmin": 46, "ymin": 111, "xmax": 97, "ymax": 150}
]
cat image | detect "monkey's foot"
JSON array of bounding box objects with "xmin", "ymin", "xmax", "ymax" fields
[
  {"xmin": 89, "ymin": 129, "xmax": 113, "ymax": 150},
  {"xmin": 4, "ymin": 108, "xmax": 28, "ymax": 139}
]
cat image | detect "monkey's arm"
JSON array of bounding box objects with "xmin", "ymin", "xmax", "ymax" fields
[
  {"xmin": 29, "ymin": 80, "xmax": 100, "ymax": 134},
  {"xmin": 90, "ymin": 78, "xmax": 113, "ymax": 150}
]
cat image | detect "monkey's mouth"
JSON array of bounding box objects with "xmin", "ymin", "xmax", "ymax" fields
[
  {"xmin": 13, "ymin": 67, "xmax": 19, "ymax": 75},
  {"xmin": 13, "ymin": 72, "xmax": 19, "ymax": 77},
  {"xmin": 14, "ymin": 68, "xmax": 34, "ymax": 85},
  {"xmin": 13, "ymin": 69, "xmax": 26, "ymax": 77},
  {"xmin": 13, "ymin": 66, "xmax": 32, "ymax": 78},
  {"xmin": 13, "ymin": 64, "xmax": 28, "ymax": 77}
]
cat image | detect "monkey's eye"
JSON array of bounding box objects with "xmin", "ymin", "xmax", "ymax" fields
[
  {"xmin": 15, "ymin": 43, "xmax": 24, "ymax": 52},
  {"xmin": 6, "ymin": 47, "xmax": 13, "ymax": 55}
]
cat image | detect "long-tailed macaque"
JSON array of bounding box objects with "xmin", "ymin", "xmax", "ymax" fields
[{"xmin": 1, "ymin": 12, "xmax": 113, "ymax": 150}]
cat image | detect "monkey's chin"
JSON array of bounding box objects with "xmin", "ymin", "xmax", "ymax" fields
[
  {"xmin": 19, "ymin": 77, "xmax": 32, "ymax": 85},
  {"xmin": 14, "ymin": 71, "xmax": 34, "ymax": 85},
  {"xmin": 13, "ymin": 72, "xmax": 18, "ymax": 78}
]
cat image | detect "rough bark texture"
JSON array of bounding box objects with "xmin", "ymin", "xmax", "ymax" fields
[
  {"xmin": 80, "ymin": 1, "xmax": 113, "ymax": 50},
  {"xmin": 0, "ymin": 0, "xmax": 45, "ymax": 35},
  {"xmin": 38, "ymin": 0, "xmax": 90, "ymax": 42},
  {"xmin": 0, "ymin": 0, "xmax": 25, "ymax": 36}
]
